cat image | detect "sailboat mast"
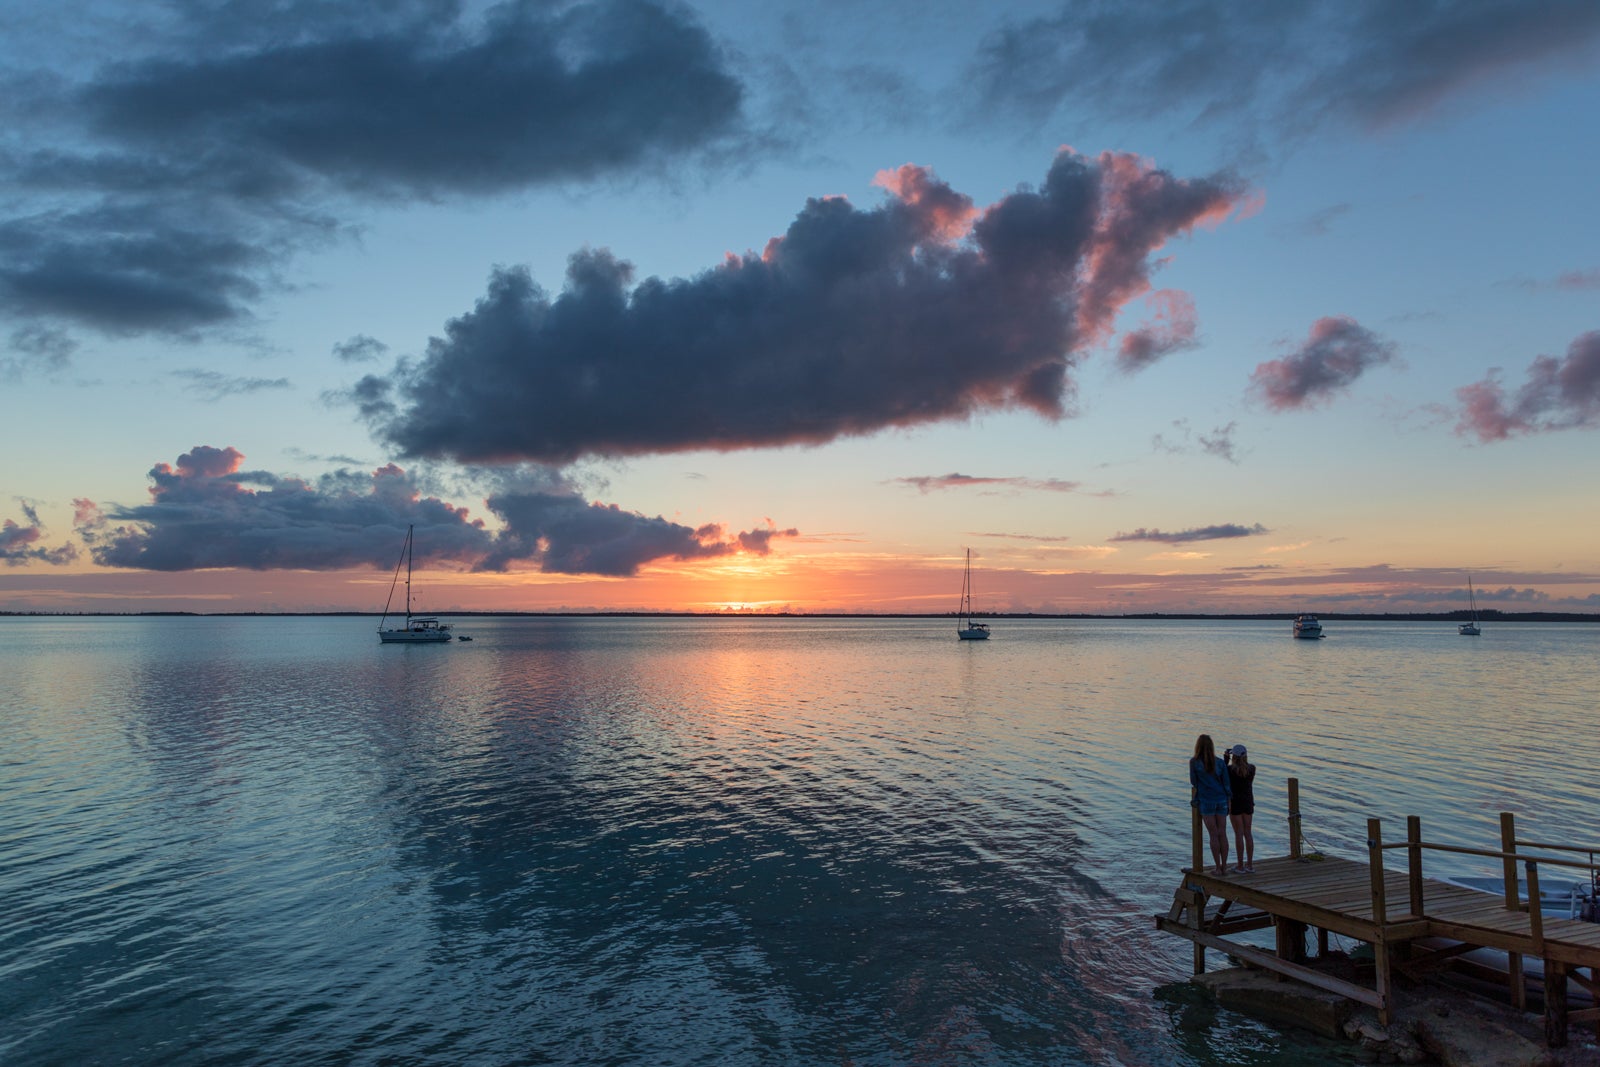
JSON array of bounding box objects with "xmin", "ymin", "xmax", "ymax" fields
[{"xmin": 405, "ymin": 524, "xmax": 414, "ymax": 625}]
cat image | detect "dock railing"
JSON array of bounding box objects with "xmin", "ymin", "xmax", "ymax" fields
[{"xmin": 1367, "ymin": 808, "xmax": 1600, "ymax": 1026}]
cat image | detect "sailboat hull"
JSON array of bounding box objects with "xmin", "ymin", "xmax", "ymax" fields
[
  {"xmin": 378, "ymin": 628, "xmax": 453, "ymax": 643},
  {"xmin": 957, "ymin": 627, "xmax": 990, "ymax": 641}
]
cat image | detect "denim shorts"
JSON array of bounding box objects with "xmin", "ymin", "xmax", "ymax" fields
[{"xmin": 1198, "ymin": 800, "xmax": 1229, "ymax": 816}]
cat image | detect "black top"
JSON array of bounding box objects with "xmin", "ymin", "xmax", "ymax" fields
[{"xmin": 1229, "ymin": 763, "xmax": 1256, "ymax": 815}]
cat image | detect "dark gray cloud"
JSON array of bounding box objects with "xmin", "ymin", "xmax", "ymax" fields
[
  {"xmin": 971, "ymin": 1, "xmax": 1600, "ymax": 141},
  {"xmin": 1111, "ymin": 523, "xmax": 1268, "ymax": 544},
  {"xmin": 333, "ymin": 334, "xmax": 389, "ymax": 363},
  {"xmin": 1250, "ymin": 316, "xmax": 1396, "ymax": 410},
  {"xmin": 360, "ymin": 149, "xmax": 1246, "ymax": 463},
  {"xmin": 1, "ymin": 501, "xmax": 78, "ymax": 566},
  {"xmin": 80, "ymin": 0, "xmax": 744, "ymax": 198},
  {"xmin": 0, "ymin": 0, "xmax": 746, "ymax": 338},
  {"xmin": 892, "ymin": 473, "xmax": 1082, "ymax": 494},
  {"xmin": 3, "ymin": 323, "xmax": 78, "ymax": 378},
  {"xmin": 1455, "ymin": 329, "xmax": 1600, "ymax": 441},
  {"xmin": 0, "ymin": 202, "xmax": 277, "ymax": 335},
  {"xmin": 75, "ymin": 445, "xmax": 794, "ymax": 577}
]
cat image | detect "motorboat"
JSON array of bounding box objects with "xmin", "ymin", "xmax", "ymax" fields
[
  {"xmin": 1292, "ymin": 614, "xmax": 1324, "ymax": 639},
  {"xmin": 1446, "ymin": 874, "xmax": 1597, "ymax": 923}
]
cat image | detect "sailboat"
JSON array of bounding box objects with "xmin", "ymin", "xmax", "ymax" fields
[
  {"xmin": 957, "ymin": 549, "xmax": 991, "ymax": 641},
  {"xmin": 1459, "ymin": 574, "xmax": 1481, "ymax": 636},
  {"xmin": 378, "ymin": 525, "xmax": 454, "ymax": 643}
]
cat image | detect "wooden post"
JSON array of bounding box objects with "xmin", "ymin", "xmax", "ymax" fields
[
  {"xmin": 1276, "ymin": 918, "xmax": 1307, "ymax": 965},
  {"xmin": 1192, "ymin": 805, "xmax": 1203, "ymax": 874},
  {"xmin": 1287, "ymin": 778, "xmax": 1302, "ymax": 860},
  {"xmin": 1502, "ymin": 811, "xmax": 1526, "ymax": 1010},
  {"xmin": 1187, "ymin": 885, "xmax": 1206, "ymax": 974},
  {"xmin": 1547, "ymin": 961, "xmax": 1569, "ymax": 1049},
  {"xmin": 1367, "ymin": 818, "xmax": 1387, "ymax": 926},
  {"xmin": 1368, "ymin": 818, "xmax": 1391, "ymax": 1026},
  {"xmin": 1501, "ymin": 813, "xmax": 1520, "ymax": 909},
  {"xmin": 1527, "ymin": 860, "xmax": 1545, "ymax": 957},
  {"xmin": 1407, "ymin": 815, "xmax": 1424, "ymax": 918}
]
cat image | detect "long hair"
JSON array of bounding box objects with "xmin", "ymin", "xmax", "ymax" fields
[{"xmin": 1193, "ymin": 734, "xmax": 1218, "ymax": 777}]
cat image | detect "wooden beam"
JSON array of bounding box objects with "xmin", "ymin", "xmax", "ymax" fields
[{"xmin": 1155, "ymin": 917, "xmax": 1385, "ymax": 1008}]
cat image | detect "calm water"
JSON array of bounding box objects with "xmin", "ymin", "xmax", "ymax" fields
[{"xmin": 2, "ymin": 616, "xmax": 1595, "ymax": 1065}]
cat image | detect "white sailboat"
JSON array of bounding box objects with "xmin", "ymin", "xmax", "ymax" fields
[
  {"xmin": 1459, "ymin": 574, "xmax": 1481, "ymax": 636},
  {"xmin": 957, "ymin": 548, "xmax": 991, "ymax": 641},
  {"xmin": 378, "ymin": 525, "xmax": 454, "ymax": 643}
]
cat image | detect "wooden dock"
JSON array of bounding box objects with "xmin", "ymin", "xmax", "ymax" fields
[{"xmin": 1155, "ymin": 779, "xmax": 1600, "ymax": 1047}]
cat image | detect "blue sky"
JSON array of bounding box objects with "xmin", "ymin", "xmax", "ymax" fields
[{"xmin": 2, "ymin": 0, "xmax": 1598, "ymax": 614}]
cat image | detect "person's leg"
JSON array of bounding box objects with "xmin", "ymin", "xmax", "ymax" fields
[
  {"xmin": 1229, "ymin": 814, "xmax": 1245, "ymax": 871},
  {"xmin": 1241, "ymin": 813, "xmax": 1254, "ymax": 870},
  {"xmin": 1204, "ymin": 812, "xmax": 1228, "ymax": 873}
]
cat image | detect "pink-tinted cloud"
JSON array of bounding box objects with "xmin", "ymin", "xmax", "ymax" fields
[
  {"xmin": 1454, "ymin": 330, "xmax": 1600, "ymax": 441},
  {"xmin": 1117, "ymin": 288, "xmax": 1199, "ymax": 372},
  {"xmin": 1250, "ymin": 315, "xmax": 1397, "ymax": 410},
  {"xmin": 872, "ymin": 164, "xmax": 979, "ymax": 242},
  {"xmin": 357, "ymin": 148, "xmax": 1248, "ymax": 463},
  {"xmin": 1078, "ymin": 154, "xmax": 1238, "ymax": 344},
  {"xmin": 76, "ymin": 446, "xmax": 794, "ymax": 578},
  {"xmin": 1, "ymin": 501, "xmax": 78, "ymax": 566}
]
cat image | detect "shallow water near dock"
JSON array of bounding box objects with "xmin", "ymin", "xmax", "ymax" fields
[{"xmin": 2, "ymin": 616, "xmax": 1595, "ymax": 1065}]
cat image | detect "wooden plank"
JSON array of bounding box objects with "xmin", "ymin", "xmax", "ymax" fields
[{"xmin": 1155, "ymin": 918, "xmax": 1385, "ymax": 1008}]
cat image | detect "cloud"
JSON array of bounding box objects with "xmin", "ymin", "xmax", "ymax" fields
[
  {"xmin": 1152, "ymin": 419, "xmax": 1240, "ymax": 463},
  {"xmin": 0, "ymin": 0, "xmax": 745, "ymax": 338},
  {"xmin": 1510, "ymin": 268, "xmax": 1600, "ymax": 292},
  {"xmin": 333, "ymin": 334, "xmax": 389, "ymax": 363},
  {"xmin": 970, "ymin": 2, "xmax": 1600, "ymax": 141},
  {"xmin": 3, "ymin": 323, "xmax": 78, "ymax": 379},
  {"xmin": 77, "ymin": 1, "xmax": 744, "ymax": 199},
  {"xmin": 74, "ymin": 446, "xmax": 792, "ymax": 578},
  {"xmin": 1111, "ymin": 523, "xmax": 1268, "ymax": 544},
  {"xmin": 1298, "ymin": 203, "xmax": 1353, "ymax": 237},
  {"xmin": 1195, "ymin": 423, "xmax": 1240, "ymax": 463},
  {"xmin": 0, "ymin": 203, "xmax": 280, "ymax": 335},
  {"xmin": 1454, "ymin": 330, "xmax": 1600, "ymax": 441},
  {"xmin": 974, "ymin": 532, "xmax": 1076, "ymax": 543},
  {"xmin": 1117, "ymin": 289, "xmax": 1199, "ymax": 373},
  {"xmin": 172, "ymin": 368, "xmax": 292, "ymax": 400},
  {"xmin": 1250, "ymin": 315, "xmax": 1396, "ymax": 410},
  {"xmin": 1, "ymin": 501, "xmax": 78, "ymax": 566},
  {"xmin": 893, "ymin": 473, "xmax": 1083, "ymax": 494},
  {"xmin": 359, "ymin": 148, "xmax": 1247, "ymax": 463}
]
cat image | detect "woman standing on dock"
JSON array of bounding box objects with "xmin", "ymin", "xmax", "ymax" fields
[
  {"xmin": 1227, "ymin": 744, "xmax": 1255, "ymax": 874},
  {"xmin": 1190, "ymin": 734, "xmax": 1232, "ymax": 875}
]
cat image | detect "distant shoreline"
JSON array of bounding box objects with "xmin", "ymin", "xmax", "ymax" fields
[{"xmin": 4, "ymin": 610, "xmax": 1598, "ymax": 623}]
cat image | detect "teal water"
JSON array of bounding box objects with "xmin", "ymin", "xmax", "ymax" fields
[{"xmin": 1, "ymin": 616, "xmax": 1595, "ymax": 1065}]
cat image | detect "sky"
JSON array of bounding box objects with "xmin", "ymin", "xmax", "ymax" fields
[{"xmin": 2, "ymin": 0, "xmax": 1598, "ymax": 615}]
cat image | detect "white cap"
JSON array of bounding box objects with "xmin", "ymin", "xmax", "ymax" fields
[{"xmin": 1231, "ymin": 744, "xmax": 1247, "ymax": 757}]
